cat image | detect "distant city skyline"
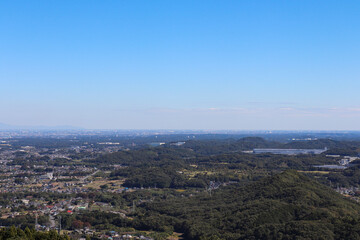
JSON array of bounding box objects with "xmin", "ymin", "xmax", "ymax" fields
[{"xmin": 1, "ymin": 1, "xmax": 360, "ymax": 130}]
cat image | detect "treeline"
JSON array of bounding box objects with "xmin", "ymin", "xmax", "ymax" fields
[
  {"xmin": 111, "ymin": 167, "xmax": 232, "ymax": 189},
  {"xmin": 0, "ymin": 215, "xmax": 48, "ymax": 229},
  {"xmin": 89, "ymin": 148, "xmax": 193, "ymax": 167},
  {"xmin": 194, "ymin": 152, "xmax": 336, "ymax": 170},
  {"xmin": 0, "ymin": 226, "xmax": 71, "ymax": 240}
]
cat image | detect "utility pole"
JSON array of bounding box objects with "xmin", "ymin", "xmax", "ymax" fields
[
  {"xmin": 132, "ymin": 200, "xmax": 136, "ymax": 213},
  {"xmin": 208, "ymin": 182, "xmax": 213, "ymax": 197},
  {"xmin": 58, "ymin": 215, "xmax": 62, "ymax": 234},
  {"xmin": 35, "ymin": 214, "xmax": 38, "ymax": 230}
]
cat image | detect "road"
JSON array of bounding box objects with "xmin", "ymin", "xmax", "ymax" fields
[{"xmin": 81, "ymin": 170, "xmax": 100, "ymax": 182}]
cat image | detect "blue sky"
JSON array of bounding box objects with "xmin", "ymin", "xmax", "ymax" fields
[{"xmin": 1, "ymin": 1, "xmax": 360, "ymax": 130}]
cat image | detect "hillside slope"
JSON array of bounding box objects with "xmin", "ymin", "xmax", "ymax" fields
[{"xmin": 137, "ymin": 170, "xmax": 360, "ymax": 239}]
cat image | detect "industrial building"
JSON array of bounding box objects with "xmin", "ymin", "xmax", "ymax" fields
[{"xmin": 253, "ymin": 147, "xmax": 327, "ymax": 155}]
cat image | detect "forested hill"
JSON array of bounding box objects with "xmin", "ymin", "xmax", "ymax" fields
[
  {"xmin": 284, "ymin": 138, "xmax": 360, "ymax": 149},
  {"xmin": 178, "ymin": 137, "xmax": 282, "ymax": 155},
  {"xmin": 176, "ymin": 137, "xmax": 360, "ymax": 155},
  {"xmin": 136, "ymin": 170, "xmax": 360, "ymax": 239}
]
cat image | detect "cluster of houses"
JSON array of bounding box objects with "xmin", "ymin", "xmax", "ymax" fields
[{"xmin": 98, "ymin": 231, "xmax": 153, "ymax": 240}]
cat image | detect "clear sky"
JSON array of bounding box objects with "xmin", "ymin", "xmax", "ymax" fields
[{"xmin": 1, "ymin": 1, "xmax": 360, "ymax": 130}]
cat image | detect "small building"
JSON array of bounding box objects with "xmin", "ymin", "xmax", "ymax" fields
[{"xmin": 39, "ymin": 172, "xmax": 54, "ymax": 180}]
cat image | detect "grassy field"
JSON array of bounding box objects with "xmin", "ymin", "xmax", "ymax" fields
[
  {"xmin": 298, "ymin": 170, "xmax": 330, "ymax": 174},
  {"xmin": 85, "ymin": 179, "xmax": 124, "ymax": 190}
]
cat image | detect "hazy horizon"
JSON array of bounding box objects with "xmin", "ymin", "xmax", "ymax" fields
[
  {"xmin": 2, "ymin": 1, "xmax": 360, "ymax": 130},
  {"xmin": 1, "ymin": 121, "xmax": 360, "ymax": 132}
]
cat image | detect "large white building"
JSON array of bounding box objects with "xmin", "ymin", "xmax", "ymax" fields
[{"xmin": 253, "ymin": 147, "xmax": 327, "ymax": 155}]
